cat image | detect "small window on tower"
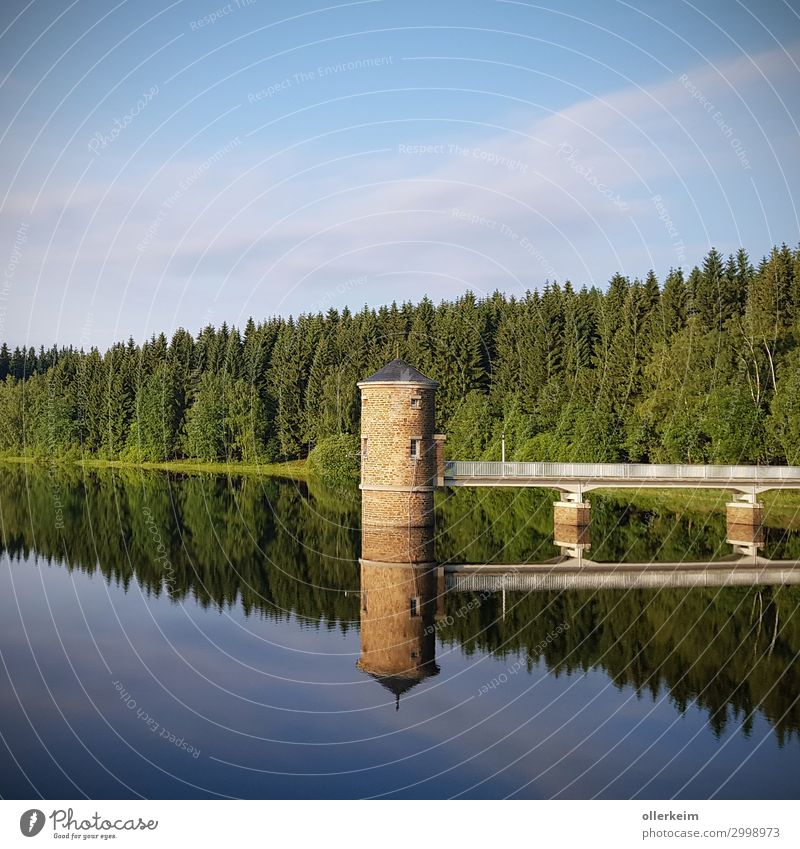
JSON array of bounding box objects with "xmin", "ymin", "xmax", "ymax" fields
[
  {"xmin": 410, "ymin": 397, "xmax": 420, "ymax": 409},
  {"xmin": 361, "ymin": 437, "xmax": 368, "ymax": 459},
  {"xmin": 410, "ymin": 438, "xmax": 421, "ymax": 459},
  {"xmin": 410, "ymin": 597, "xmax": 420, "ymax": 617}
]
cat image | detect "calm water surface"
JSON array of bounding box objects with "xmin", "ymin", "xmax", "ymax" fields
[{"xmin": 1, "ymin": 465, "xmax": 799, "ymax": 799}]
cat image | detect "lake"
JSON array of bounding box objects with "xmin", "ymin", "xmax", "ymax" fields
[{"xmin": 1, "ymin": 465, "xmax": 799, "ymax": 799}]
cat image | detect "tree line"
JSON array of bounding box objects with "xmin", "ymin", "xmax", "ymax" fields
[{"xmin": 1, "ymin": 243, "xmax": 799, "ymax": 465}]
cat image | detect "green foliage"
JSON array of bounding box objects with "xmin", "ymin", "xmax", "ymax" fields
[
  {"xmin": 768, "ymin": 348, "xmax": 800, "ymax": 464},
  {"xmin": 184, "ymin": 372, "xmax": 226, "ymax": 460},
  {"xmin": 307, "ymin": 433, "xmax": 360, "ymax": 483},
  {"xmin": 446, "ymin": 390, "xmax": 495, "ymax": 459},
  {"xmin": 2, "ymin": 464, "xmax": 800, "ymax": 741},
  {"xmin": 1, "ymin": 245, "xmax": 800, "ymax": 465}
]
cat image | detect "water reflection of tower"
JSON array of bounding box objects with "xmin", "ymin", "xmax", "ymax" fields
[{"xmin": 356, "ymin": 360, "xmax": 445, "ymax": 709}]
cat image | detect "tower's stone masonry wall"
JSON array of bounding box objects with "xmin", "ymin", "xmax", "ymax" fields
[
  {"xmin": 362, "ymin": 522, "xmax": 435, "ymax": 564},
  {"xmin": 357, "ymin": 563, "xmax": 437, "ymax": 678},
  {"xmin": 360, "ymin": 384, "xmax": 437, "ymax": 490},
  {"xmin": 361, "ymin": 490, "xmax": 434, "ymax": 528}
]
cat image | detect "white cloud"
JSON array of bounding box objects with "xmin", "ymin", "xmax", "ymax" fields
[{"xmin": 4, "ymin": 40, "xmax": 799, "ymax": 346}]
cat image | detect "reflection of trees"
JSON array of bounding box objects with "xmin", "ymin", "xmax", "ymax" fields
[
  {"xmin": 3, "ymin": 466, "xmax": 799, "ymax": 740},
  {"xmin": 0, "ymin": 466, "xmax": 361, "ymax": 626},
  {"xmin": 435, "ymin": 487, "xmax": 561, "ymax": 563},
  {"xmin": 439, "ymin": 585, "xmax": 800, "ymax": 743}
]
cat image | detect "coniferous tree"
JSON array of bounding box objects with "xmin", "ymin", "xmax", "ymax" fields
[{"xmin": 0, "ymin": 245, "xmax": 797, "ymax": 467}]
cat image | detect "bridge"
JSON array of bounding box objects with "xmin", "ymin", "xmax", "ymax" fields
[
  {"xmin": 444, "ymin": 460, "xmax": 800, "ymax": 495},
  {"xmin": 355, "ymin": 361, "xmax": 800, "ymax": 703},
  {"xmin": 357, "ymin": 358, "xmax": 800, "ymax": 544},
  {"xmin": 444, "ymin": 460, "xmax": 800, "ymax": 531}
]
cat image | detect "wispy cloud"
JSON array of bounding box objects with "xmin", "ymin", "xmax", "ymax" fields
[{"xmin": 4, "ymin": 40, "xmax": 799, "ymax": 347}]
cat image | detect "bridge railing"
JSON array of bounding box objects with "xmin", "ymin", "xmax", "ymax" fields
[{"xmin": 444, "ymin": 460, "xmax": 800, "ymax": 481}]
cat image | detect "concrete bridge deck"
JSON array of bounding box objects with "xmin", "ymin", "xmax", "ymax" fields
[
  {"xmin": 444, "ymin": 557, "xmax": 800, "ymax": 591},
  {"xmin": 444, "ymin": 460, "xmax": 800, "ymax": 495}
]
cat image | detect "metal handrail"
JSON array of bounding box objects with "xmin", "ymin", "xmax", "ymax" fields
[{"xmin": 444, "ymin": 460, "xmax": 800, "ymax": 481}]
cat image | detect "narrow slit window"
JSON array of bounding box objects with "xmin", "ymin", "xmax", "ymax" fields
[
  {"xmin": 410, "ymin": 438, "xmax": 421, "ymax": 459},
  {"xmin": 410, "ymin": 596, "xmax": 420, "ymax": 617},
  {"xmin": 410, "ymin": 397, "xmax": 420, "ymax": 409},
  {"xmin": 361, "ymin": 437, "xmax": 368, "ymax": 459}
]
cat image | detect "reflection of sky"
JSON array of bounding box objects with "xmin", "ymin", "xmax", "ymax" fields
[
  {"xmin": 2, "ymin": 0, "xmax": 799, "ymax": 349},
  {"xmin": 2, "ymin": 552, "xmax": 799, "ymax": 799}
]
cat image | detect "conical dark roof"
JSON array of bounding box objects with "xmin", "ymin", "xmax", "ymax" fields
[
  {"xmin": 357, "ymin": 358, "xmax": 438, "ymax": 387},
  {"xmin": 362, "ymin": 664, "xmax": 440, "ymax": 710}
]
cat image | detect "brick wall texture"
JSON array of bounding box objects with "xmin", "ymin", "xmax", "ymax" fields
[
  {"xmin": 360, "ymin": 383, "xmax": 437, "ymax": 491},
  {"xmin": 361, "ymin": 523, "xmax": 435, "ymax": 564},
  {"xmin": 553, "ymin": 502, "xmax": 591, "ymax": 526},
  {"xmin": 357, "ymin": 563, "xmax": 438, "ymax": 679},
  {"xmin": 726, "ymin": 504, "xmax": 765, "ymax": 527},
  {"xmin": 553, "ymin": 523, "xmax": 592, "ymax": 546},
  {"xmin": 361, "ymin": 490, "xmax": 435, "ymax": 527}
]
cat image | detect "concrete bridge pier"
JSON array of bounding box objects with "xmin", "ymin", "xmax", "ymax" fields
[
  {"xmin": 727, "ymin": 491, "xmax": 764, "ymax": 530},
  {"xmin": 726, "ymin": 491, "xmax": 764, "ymax": 556},
  {"xmin": 553, "ymin": 489, "xmax": 591, "ymax": 529},
  {"xmin": 554, "ymin": 523, "xmax": 591, "ymax": 557}
]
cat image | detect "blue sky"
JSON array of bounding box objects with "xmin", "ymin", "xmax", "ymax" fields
[{"xmin": 1, "ymin": 0, "xmax": 799, "ymax": 348}]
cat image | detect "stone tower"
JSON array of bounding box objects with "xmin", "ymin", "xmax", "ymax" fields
[
  {"xmin": 357, "ymin": 358, "xmax": 445, "ymax": 528},
  {"xmin": 357, "ymin": 359, "xmax": 445, "ymax": 707}
]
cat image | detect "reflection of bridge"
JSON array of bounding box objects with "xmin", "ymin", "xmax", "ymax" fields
[{"xmin": 445, "ymin": 557, "xmax": 800, "ymax": 592}]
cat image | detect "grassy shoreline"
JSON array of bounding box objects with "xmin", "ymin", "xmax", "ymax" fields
[
  {"xmin": 0, "ymin": 454, "xmax": 309, "ymax": 480},
  {"xmin": 593, "ymin": 486, "xmax": 800, "ymax": 529},
  {"xmin": 1, "ymin": 456, "xmax": 799, "ymax": 522}
]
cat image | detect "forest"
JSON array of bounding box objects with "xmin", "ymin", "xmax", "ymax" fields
[{"xmin": 1, "ymin": 243, "xmax": 799, "ymax": 467}]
